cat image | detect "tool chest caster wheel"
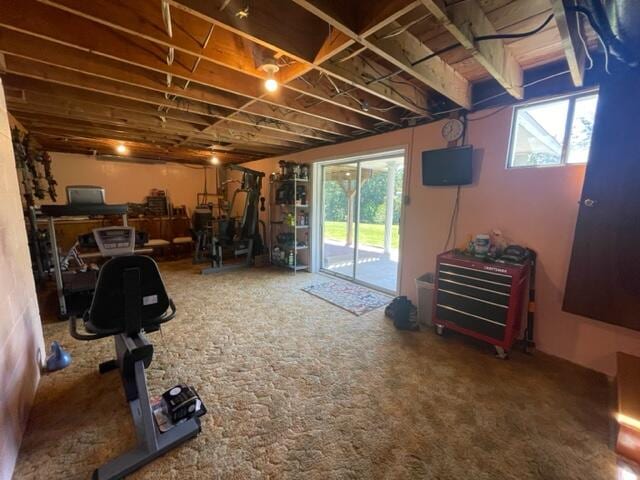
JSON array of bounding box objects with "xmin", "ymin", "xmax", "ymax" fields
[
  {"xmin": 435, "ymin": 325, "xmax": 444, "ymax": 336},
  {"xmin": 495, "ymin": 346, "xmax": 509, "ymax": 359}
]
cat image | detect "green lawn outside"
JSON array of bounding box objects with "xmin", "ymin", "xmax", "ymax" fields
[{"xmin": 324, "ymin": 221, "xmax": 399, "ymax": 249}]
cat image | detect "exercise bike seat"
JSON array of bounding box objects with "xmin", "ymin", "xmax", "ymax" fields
[{"xmin": 81, "ymin": 255, "xmax": 176, "ymax": 338}]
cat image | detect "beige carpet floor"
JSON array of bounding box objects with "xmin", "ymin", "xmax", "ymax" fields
[{"xmin": 14, "ymin": 261, "xmax": 616, "ymax": 479}]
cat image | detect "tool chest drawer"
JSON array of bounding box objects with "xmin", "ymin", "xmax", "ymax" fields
[{"xmin": 433, "ymin": 251, "xmax": 530, "ymax": 352}]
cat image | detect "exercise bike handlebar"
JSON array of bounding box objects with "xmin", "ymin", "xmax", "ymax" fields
[{"xmin": 69, "ymin": 299, "xmax": 177, "ymax": 341}]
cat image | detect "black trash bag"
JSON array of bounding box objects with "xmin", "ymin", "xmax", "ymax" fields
[{"xmin": 385, "ymin": 296, "xmax": 419, "ymax": 331}]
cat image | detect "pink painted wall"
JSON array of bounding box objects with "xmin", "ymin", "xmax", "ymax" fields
[
  {"xmin": 42, "ymin": 152, "xmax": 219, "ymax": 213},
  {"xmin": 242, "ymin": 108, "xmax": 640, "ymax": 376},
  {"xmin": 0, "ymin": 81, "xmax": 45, "ymax": 479}
]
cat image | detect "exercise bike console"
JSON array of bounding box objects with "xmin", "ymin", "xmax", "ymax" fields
[{"xmin": 92, "ymin": 226, "xmax": 136, "ymax": 257}]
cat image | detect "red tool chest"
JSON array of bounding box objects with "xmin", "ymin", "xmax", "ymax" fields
[{"xmin": 432, "ymin": 250, "xmax": 530, "ymax": 358}]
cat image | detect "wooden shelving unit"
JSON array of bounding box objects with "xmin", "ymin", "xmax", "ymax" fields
[{"xmin": 269, "ymin": 176, "xmax": 310, "ymax": 272}]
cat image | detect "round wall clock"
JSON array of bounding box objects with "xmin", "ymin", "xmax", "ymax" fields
[{"xmin": 441, "ymin": 118, "xmax": 465, "ymax": 142}]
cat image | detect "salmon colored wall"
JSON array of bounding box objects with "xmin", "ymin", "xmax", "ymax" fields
[
  {"xmin": 242, "ymin": 107, "xmax": 640, "ymax": 376},
  {"xmin": 0, "ymin": 83, "xmax": 45, "ymax": 480},
  {"xmin": 42, "ymin": 152, "xmax": 219, "ymax": 213}
]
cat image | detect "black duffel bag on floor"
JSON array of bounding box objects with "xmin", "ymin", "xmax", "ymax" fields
[{"xmin": 385, "ymin": 296, "xmax": 419, "ymax": 331}]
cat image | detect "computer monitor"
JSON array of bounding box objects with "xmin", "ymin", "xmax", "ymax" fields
[{"xmin": 66, "ymin": 185, "xmax": 106, "ymax": 205}]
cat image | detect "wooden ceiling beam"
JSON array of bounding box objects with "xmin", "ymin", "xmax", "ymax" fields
[
  {"xmin": 291, "ymin": 0, "xmax": 471, "ymax": 111},
  {"xmin": 419, "ymin": 0, "xmax": 524, "ymax": 99},
  {"xmin": 38, "ymin": 0, "xmax": 401, "ymax": 126},
  {"xmin": 358, "ymin": 0, "xmax": 424, "ymax": 37},
  {"xmin": 2, "ymin": 80, "xmax": 213, "ymax": 126},
  {"xmin": 7, "ymin": 99, "xmax": 313, "ymax": 150},
  {"xmin": 38, "ymin": 138, "xmax": 267, "ymax": 163},
  {"xmin": 1, "ymin": 67, "xmax": 345, "ymax": 148},
  {"xmin": 161, "ymin": 0, "xmax": 423, "ymax": 117},
  {"xmin": 36, "ymin": 142, "xmax": 212, "ymax": 164},
  {"xmin": 319, "ymin": 58, "xmax": 429, "ymax": 115},
  {"xmin": 169, "ymin": 0, "xmax": 329, "ymax": 64},
  {"xmin": 290, "ymin": 0, "xmax": 426, "ymax": 113},
  {"xmin": 11, "ymin": 87, "xmax": 326, "ymax": 146},
  {"xmin": 284, "ymin": 72, "xmax": 403, "ymax": 126},
  {"xmin": 0, "ymin": 37, "xmax": 353, "ymax": 139},
  {"xmin": 550, "ymin": 0, "xmax": 586, "ymax": 87},
  {"xmin": 32, "ymin": 134, "xmax": 256, "ymax": 164},
  {"xmin": 38, "ymin": 0, "xmax": 265, "ymax": 77},
  {"xmin": 367, "ymin": 24, "xmax": 470, "ymax": 109},
  {"xmin": 13, "ymin": 111, "xmax": 194, "ymax": 141},
  {"xmin": 2, "ymin": 66, "xmax": 325, "ymax": 152},
  {"xmin": 190, "ymin": 26, "xmax": 378, "ymax": 149},
  {"xmin": 16, "ymin": 119, "xmax": 187, "ymax": 145},
  {"xmin": 12, "ymin": 116, "xmax": 304, "ymax": 156},
  {"xmin": 1, "ymin": 67, "xmax": 231, "ymax": 122},
  {"xmin": 0, "ymin": 4, "xmax": 375, "ymax": 132},
  {"xmin": 0, "ymin": 2, "xmax": 266, "ymax": 98},
  {"xmin": 8, "ymin": 99, "xmax": 204, "ymax": 134},
  {"xmin": 0, "ymin": 29, "xmax": 243, "ymax": 109},
  {"xmin": 21, "ymin": 121, "xmax": 294, "ymax": 157}
]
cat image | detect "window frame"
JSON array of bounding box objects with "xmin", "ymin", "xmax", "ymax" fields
[{"xmin": 506, "ymin": 89, "xmax": 599, "ymax": 169}]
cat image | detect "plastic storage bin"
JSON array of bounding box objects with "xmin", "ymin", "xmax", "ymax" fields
[{"xmin": 416, "ymin": 273, "xmax": 435, "ymax": 326}]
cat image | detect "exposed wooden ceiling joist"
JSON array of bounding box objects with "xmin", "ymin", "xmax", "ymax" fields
[
  {"xmin": 39, "ymin": 0, "xmax": 403, "ymax": 127},
  {"xmin": 0, "ymin": 5, "xmax": 382, "ymax": 134},
  {"xmin": 368, "ymin": 23, "xmax": 470, "ymax": 110},
  {"xmin": 32, "ymin": 134, "xmax": 256, "ymax": 164},
  {"xmin": 3, "ymin": 80, "xmax": 210, "ymax": 126},
  {"xmin": 550, "ymin": 0, "xmax": 586, "ymax": 87},
  {"xmin": 358, "ymin": 0, "xmax": 423, "ymax": 38},
  {"xmin": 8, "ymin": 100, "xmax": 314, "ymax": 150},
  {"xmin": 152, "ymin": 0, "xmax": 426, "ymax": 147},
  {"xmin": 169, "ymin": 0, "xmax": 329, "ymax": 64},
  {"xmin": 419, "ymin": 0, "xmax": 524, "ymax": 99},
  {"xmin": 0, "ymin": 0, "xmax": 594, "ymax": 163},
  {"xmin": 290, "ymin": 0, "xmax": 471, "ymax": 110},
  {"xmin": 0, "ymin": 47, "xmax": 353, "ymax": 139},
  {"xmin": 165, "ymin": 0, "xmax": 424, "ymax": 115}
]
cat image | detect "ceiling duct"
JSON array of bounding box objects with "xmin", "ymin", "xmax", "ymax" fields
[
  {"xmin": 603, "ymin": 0, "xmax": 640, "ymax": 50},
  {"xmin": 585, "ymin": 0, "xmax": 640, "ymax": 67},
  {"xmin": 96, "ymin": 154, "xmax": 167, "ymax": 165}
]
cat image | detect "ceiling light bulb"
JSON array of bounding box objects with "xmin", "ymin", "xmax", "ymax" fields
[
  {"xmin": 264, "ymin": 77, "xmax": 278, "ymax": 92},
  {"xmin": 210, "ymin": 156, "xmax": 220, "ymax": 165},
  {"xmin": 260, "ymin": 62, "xmax": 280, "ymax": 93},
  {"xmin": 116, "ymin": 143, "xmax": 128, "ymax": 154}
]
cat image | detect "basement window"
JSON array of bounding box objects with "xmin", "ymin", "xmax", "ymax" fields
[{"xmin": 507, "ymin": 92, "xmax": 599, "ymax": 168}]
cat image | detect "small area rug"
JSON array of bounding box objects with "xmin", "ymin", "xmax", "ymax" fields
[{"xmin": 302, "ymin": 279, "xmax": 392, "ymax": 316}]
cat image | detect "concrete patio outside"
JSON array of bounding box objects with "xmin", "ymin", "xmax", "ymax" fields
[{"xmin": 322, "ymin": 240, "xmax": 399, "ymax": 292}]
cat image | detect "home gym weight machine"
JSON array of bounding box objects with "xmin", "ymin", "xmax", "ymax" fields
[{"xmin": 192, "ymin": 164, "xmax": 266, "ymax": 274}]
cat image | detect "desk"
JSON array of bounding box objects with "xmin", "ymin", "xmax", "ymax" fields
[{"xmin": 37, "ymin": 216, "xmax": 191, "ymax": 251}]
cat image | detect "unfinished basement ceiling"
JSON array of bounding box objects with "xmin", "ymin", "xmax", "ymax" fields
[{"xmin": 0, "ymin": 0, "xmax": 594, "ymax": 165}]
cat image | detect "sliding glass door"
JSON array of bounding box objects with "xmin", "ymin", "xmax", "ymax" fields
[
  {"xmin": 320, "ymin": 151, "xmax": 405, "ymax": 293},
  {"xmin": 321, "ymin": 162, "xmax": 358, "ymax": 278}
]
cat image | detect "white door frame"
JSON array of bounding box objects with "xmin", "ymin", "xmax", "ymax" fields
[{"xmin": 312, "ymin": 146, "xmax": 408, "ymax": 294}]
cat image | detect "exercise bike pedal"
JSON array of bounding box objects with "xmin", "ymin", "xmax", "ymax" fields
[{"xmin": 99, "ymin": 359, "xmax": 118, "ymax": 374}]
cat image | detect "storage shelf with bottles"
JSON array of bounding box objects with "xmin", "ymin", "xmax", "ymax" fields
[{"xmin": 269, "ymin": 163, "xmax": 310, "ymax": 273}]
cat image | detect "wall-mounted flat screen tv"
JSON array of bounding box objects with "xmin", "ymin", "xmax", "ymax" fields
[{"xmin": 422, "ymin": 145, "xmax": 473, "ymax": 186}]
